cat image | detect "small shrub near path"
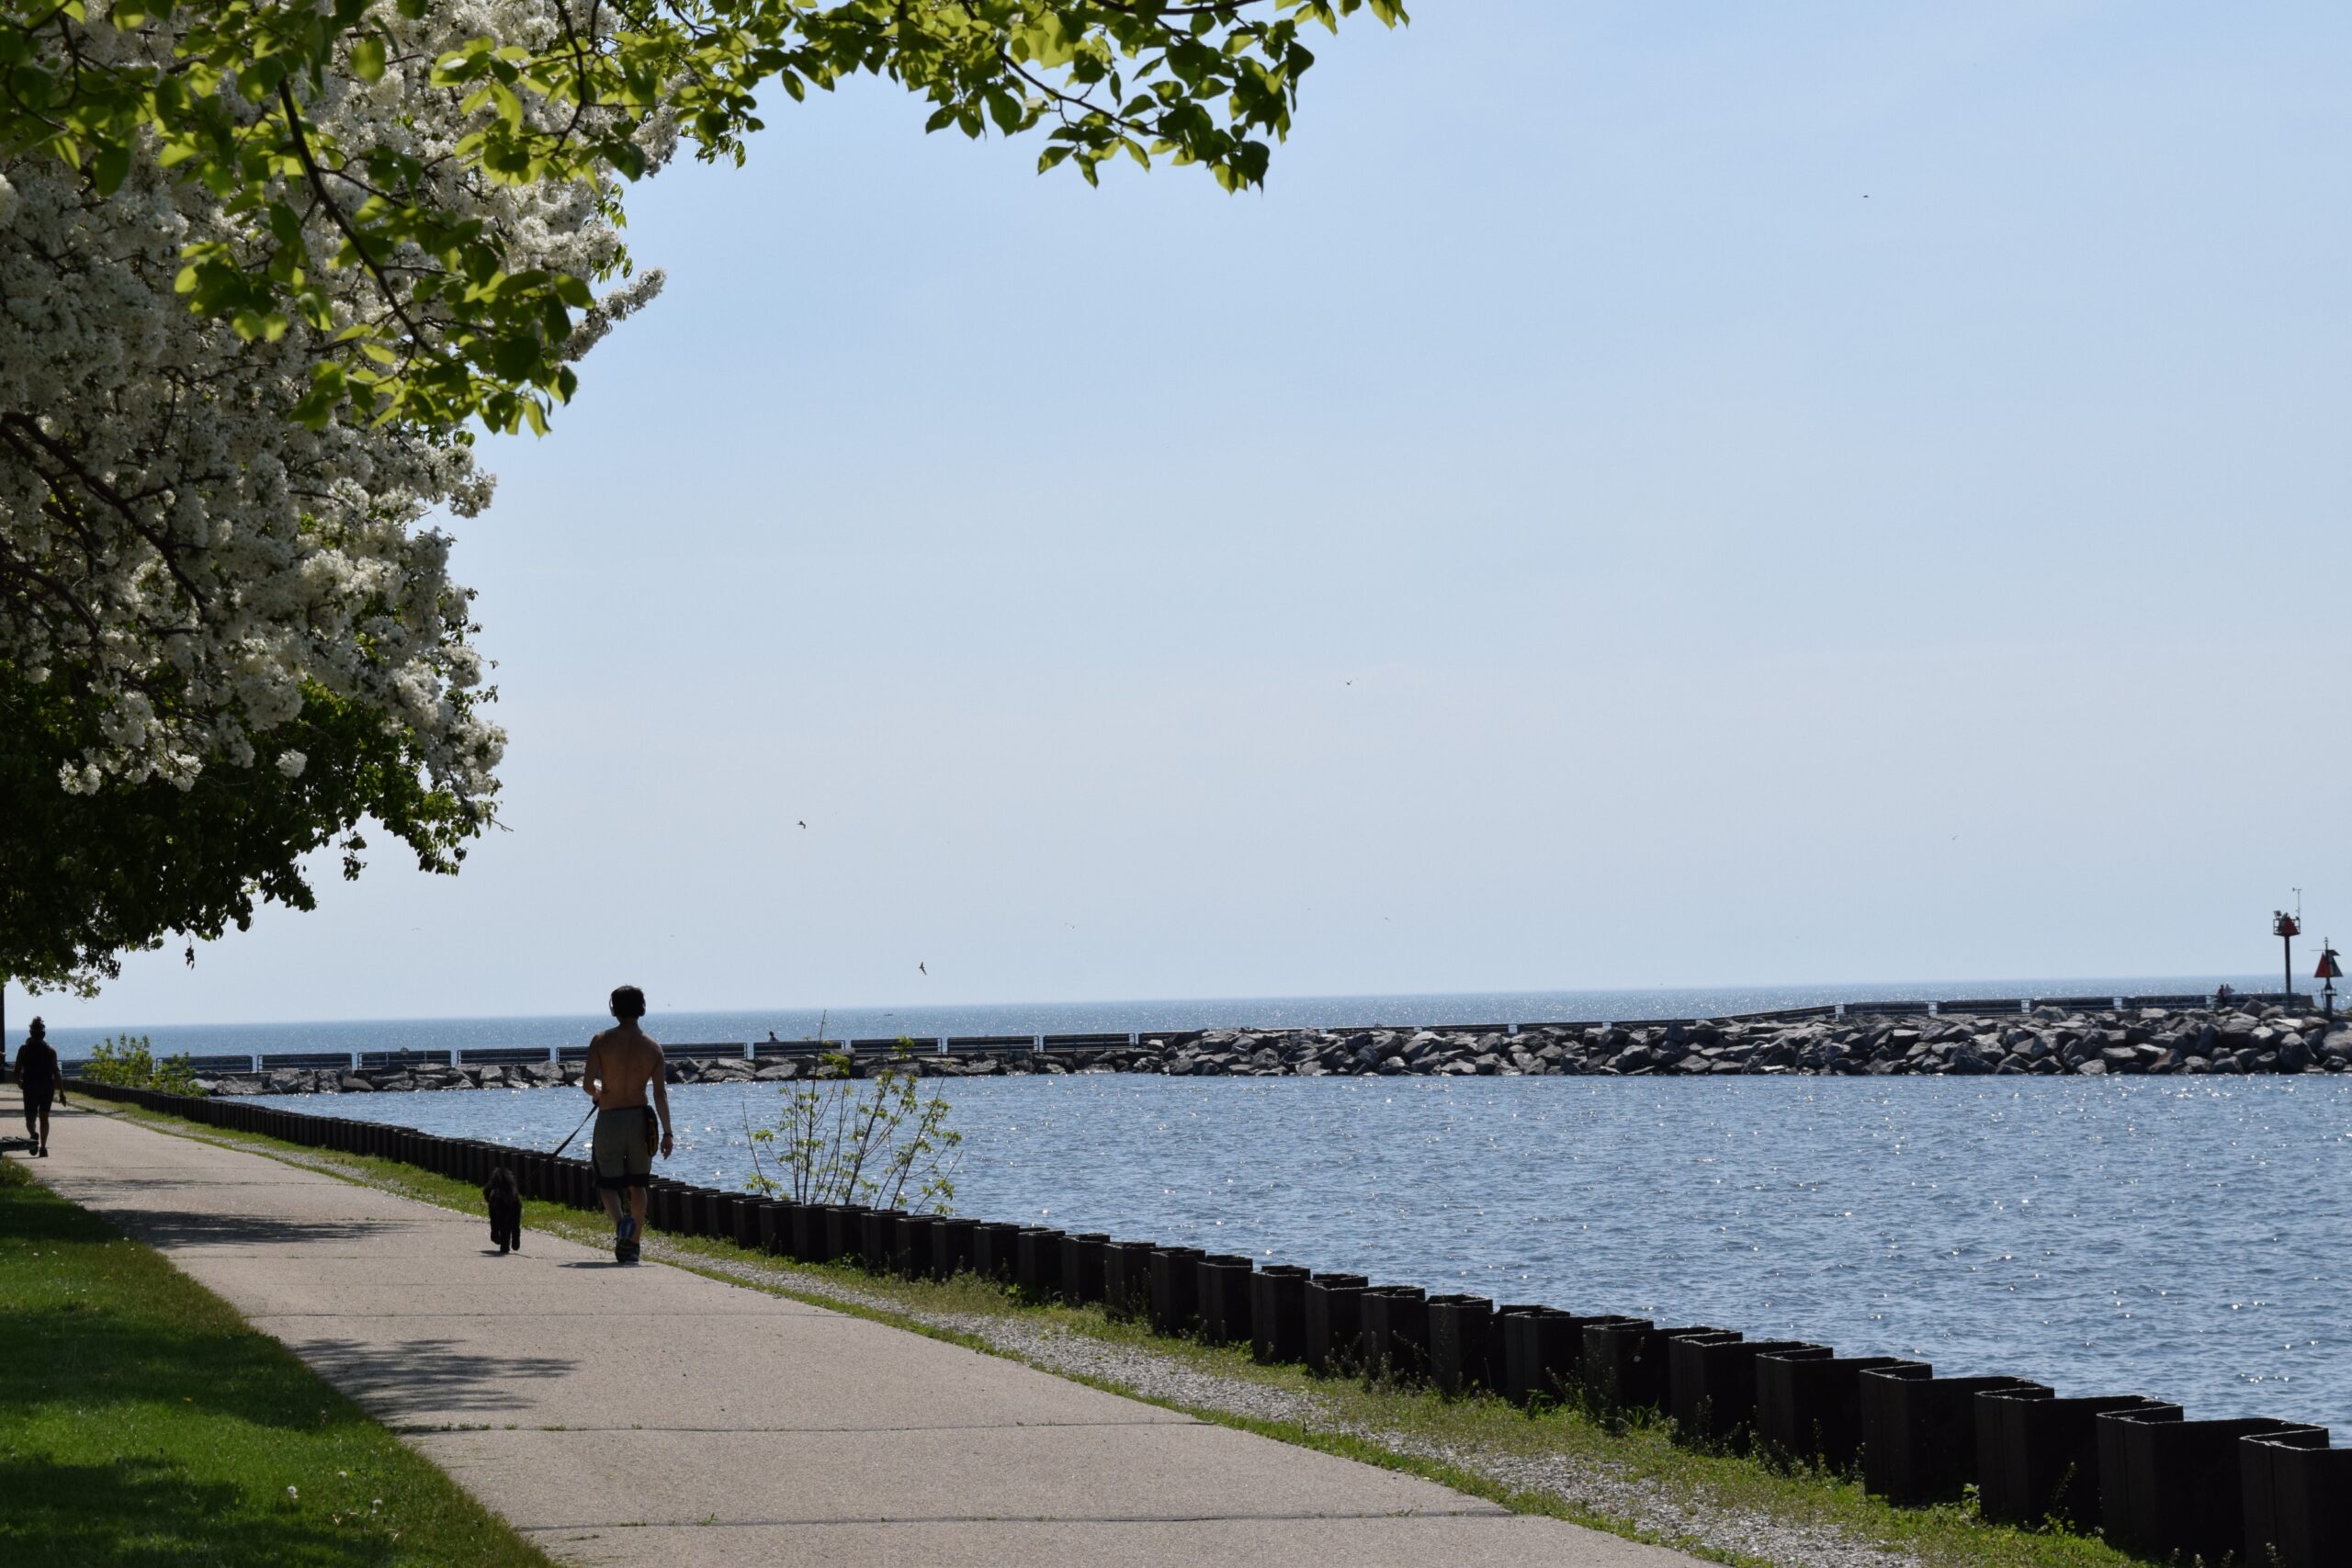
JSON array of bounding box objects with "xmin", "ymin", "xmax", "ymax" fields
[{"xmin": 75, "ymin": 1035, "xmax": 207, "ymax": 1097}]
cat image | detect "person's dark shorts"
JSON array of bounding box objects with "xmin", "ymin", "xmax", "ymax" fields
[
  {"xmin": 593, "ymin": 1107, "xmax": 654, "ymax": 1190},
  {"xmin": 22, "ymin": 1084, "xmax": 53, "ymax": 1118}
]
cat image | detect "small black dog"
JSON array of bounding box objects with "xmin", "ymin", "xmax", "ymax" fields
[{"xmin": 484, "ymin": 1167, "xmax": 523, "ymax": 1255}]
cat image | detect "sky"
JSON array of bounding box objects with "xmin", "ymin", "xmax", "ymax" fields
[{"xmin": 35, "ymin": 1, "xmax": 2352, "ymax": 1029}]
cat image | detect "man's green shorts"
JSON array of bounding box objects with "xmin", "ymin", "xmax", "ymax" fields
[{"xmin": 593, "ymin": 1106, "xmax": 656, "ymax": 1191}]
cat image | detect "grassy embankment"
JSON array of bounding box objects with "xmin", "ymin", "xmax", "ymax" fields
[
  {"xmin": 0, "ymin": 1154, "xmax": 555, "ymax": 1568},
  {"xmin": 98, "ymin": 1097, "xmax": 2146, "ymax": 1568}
]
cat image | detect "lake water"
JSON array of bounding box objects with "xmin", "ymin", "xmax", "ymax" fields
[{"xmin": 247, "ymin": 1072, "xmax": 2352, "ymax": 1434}]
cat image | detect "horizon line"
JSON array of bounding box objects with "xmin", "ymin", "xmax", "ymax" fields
[{"xmin": 14, "ymin": 970, "xmax": 2295, "ymax": 1036}]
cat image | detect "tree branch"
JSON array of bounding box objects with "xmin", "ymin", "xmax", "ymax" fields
[
  {"xmin": 0, "ymin": 412, "xmax": 207, "ymax": 613},
  {"xmin": 276, "ymin": 77, "xmax": 435, "ymax": 356}
]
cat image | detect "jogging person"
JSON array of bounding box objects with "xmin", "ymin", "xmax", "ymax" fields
[
  {"xmin": 14, "ymin": 1017, "xmax": 62, "ymax": 1157},
  {"xmin": 582, "ymin": 986, "xmax": 672, "ymax": 1262}
]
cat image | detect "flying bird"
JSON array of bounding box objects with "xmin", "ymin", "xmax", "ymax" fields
[
  {"xmin": 797, "ymin": 820, "xmax": 807, "ymax": 829},
  {"xmin": 918, "ymin": 962, "xmax": 927, "ymax": 976}
]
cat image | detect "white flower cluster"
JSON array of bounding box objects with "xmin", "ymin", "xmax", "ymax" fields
[{"xmin": 0, "ymin": 0, "xmax": 668, "ymax": 808}]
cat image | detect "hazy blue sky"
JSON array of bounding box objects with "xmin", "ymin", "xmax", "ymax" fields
[{"xmin": 38, "ymin": 1, "xmax": 2350, "ymax": 1028}]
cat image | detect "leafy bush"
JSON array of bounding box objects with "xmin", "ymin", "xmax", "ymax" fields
[
  {"xmin": 77, "ymin": 1035, "xmax": 204, "ymax": 1096},
  {"xmin": 747, "ymin": 1040, "xmax": 959, "ymax": 1213}
]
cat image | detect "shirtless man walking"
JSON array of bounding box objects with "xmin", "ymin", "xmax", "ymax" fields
[{"xmin": 582, "ymin": 986, "xmax": 673, "ymax": 1263}]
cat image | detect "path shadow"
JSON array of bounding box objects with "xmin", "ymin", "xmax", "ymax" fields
[
  {"xmin": 290, "ymin": 1337, "xmax": 579, "ymax": 1419},
  {"xmin": 101, "ymin": 1209, "xmax": 416, "ymax": 1249},
  {"xmin": 6, "ymin": 1298, "xmax": 399, "ymax": 1435},
  {"xmin": 0, "ymin": 1235, "xmax": 392, "ymax": 1436},
  {"xmin": 5, "ymin": 1175, "xmax": 547, "ymax": 1437}
]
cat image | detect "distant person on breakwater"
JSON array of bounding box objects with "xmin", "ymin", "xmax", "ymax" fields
[
  {"xmin": 583, "ymin": 986, "xmax": 673, "ymax": 1264},
  {"xmin": 13, "ymin": 1017, "xmax": 62, "ymax": 1157}
]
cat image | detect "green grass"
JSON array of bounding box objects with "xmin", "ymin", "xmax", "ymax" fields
[
  {"xmin": 0, "ymin": 1155, "xmax": 556, "ymax": 1568},
  {"xmin": 96, "ymin": 1100, "xmax": 2151, "ymax": 1568}
]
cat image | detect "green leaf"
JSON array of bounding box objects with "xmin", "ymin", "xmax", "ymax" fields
[
  {"xmin": 291, "ymin": 362, "xmax": 346, "ymax": 427},
  {"xmin": 92, "ymin": 143, "xmax": 132, "ymax": 196},
  {"xmin": 351, "ymin": 35, "xmax": 386, "ymax": 83}
]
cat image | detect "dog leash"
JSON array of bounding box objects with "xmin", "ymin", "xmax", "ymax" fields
[{"xmin": 549, "ymin": 1102, "xmax": 596, "ymax": 1158}]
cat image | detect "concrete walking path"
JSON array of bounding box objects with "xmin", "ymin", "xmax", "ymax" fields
[{"xmin": 10, "ymin": 1091, "xmax": 1703, "ymax": 1567}]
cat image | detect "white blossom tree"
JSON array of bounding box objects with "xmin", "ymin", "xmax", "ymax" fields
[
  {"xmin": 0, "ymin": 0, "xmax": 1401, "ymax": 989},
  {"xmin": 1, "ymin": 0, "xmax": 667, "ymax": 987}
]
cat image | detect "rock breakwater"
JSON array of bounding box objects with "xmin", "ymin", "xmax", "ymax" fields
[
  {"xmin": 1133, "ymin": 1000, "xmax": 2349, "ymax": 1080},
  {"xmin": 184, "ymin": 998, "xmax": 2352, "ymax": 1095}
]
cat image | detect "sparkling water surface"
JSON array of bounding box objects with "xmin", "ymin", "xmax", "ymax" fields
[{"xmin": 248, "ymin": 1073, "xmax": 2352, "ymax": 1434}]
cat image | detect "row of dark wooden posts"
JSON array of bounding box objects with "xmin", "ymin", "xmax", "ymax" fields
[{"xmin": 75, "ymin": 1079, "xmax": 2347, "ymax": 1568}]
